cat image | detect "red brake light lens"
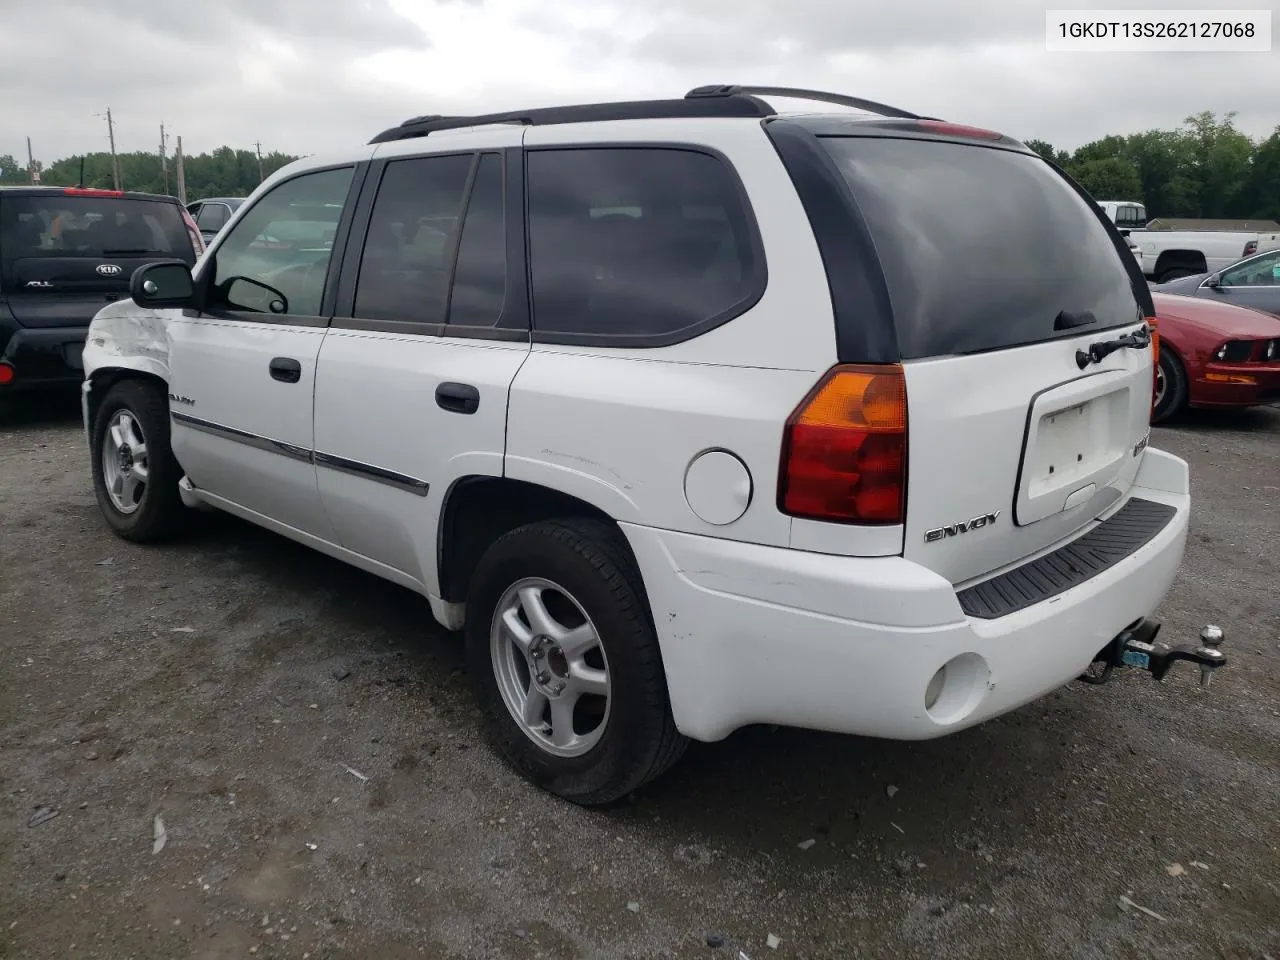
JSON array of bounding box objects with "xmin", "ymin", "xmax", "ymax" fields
[
  {"xmin": 917, "ymin": 120, "xmax": 1003, "ymax": 141},
  {"xmin": 180, "ymin": 207, "xmax": 206, "ymax": 256},
  {"xmin": 778, "ymin": 364, "xmax": 908, "ymax": 524},
  {"xmin": 0, "ymin": 362, "xmax": 14, "ymax": 385},
  {"xmin": 64, "ymin": 187, "xmax": 124, "ymax": 197}
]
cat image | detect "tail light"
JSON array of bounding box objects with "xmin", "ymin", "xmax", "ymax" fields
[
  {"xmin": 778, "ymin": 364, "xmax": 908, "ymax": 524},
  {"xmin": 64, "ymin": 187, "xmax": 123, "ymax": 197},
  {"xmin": 180, "ymin": 207, "xmax": 206, "ymax": 257},
  {"xmin": 1243, "ymin": 240, "xmax": 1258, "ymax": 257},
  {"xmin": 0, "ymin": 362, "xmax": 14, "ymax": 385}
]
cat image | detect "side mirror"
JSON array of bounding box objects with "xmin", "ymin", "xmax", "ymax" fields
[
  {"xmin": 130, "ymin": 261, "xmax": 195, "ymax": 307},
  {"xmin": 1204, "ymin": 274, "xmax": 1222, "ymax": 289}
]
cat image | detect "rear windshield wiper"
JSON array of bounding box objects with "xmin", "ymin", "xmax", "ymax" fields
[
  {"xmin": 1055, "ymin": 309, "xmax": 1096, "ymax": 331},
  {"xmin": 1076, "ymin": 326, "xmax": 1151, "ymax": 369}
]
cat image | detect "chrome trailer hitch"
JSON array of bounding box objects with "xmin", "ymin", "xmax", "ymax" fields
[{"xmin": 1079, "ymin": 621, "xmax": 1226, "ymax": 687}]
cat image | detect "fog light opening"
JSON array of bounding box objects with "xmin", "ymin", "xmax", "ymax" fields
[{"xmin": 923, "ymin": 653, "xmax": 991, "ymax": 726}]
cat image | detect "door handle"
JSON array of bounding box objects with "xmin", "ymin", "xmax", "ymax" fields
[
  {"xmin": 269, "ymin": 357, "xmax": 302, "ymax": 383},
  {"xmin": 435, "ymin": 381, "xmax": 480, "ymax": 414}
]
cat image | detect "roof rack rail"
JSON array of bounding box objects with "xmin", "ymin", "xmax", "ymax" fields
[
  {"xmin": 685, "ymin": 85, "xmax": 921, "ymax": 121},
  {"xmin": 369, "ymin": 95, "xmax": 777, "ymax": 144}
]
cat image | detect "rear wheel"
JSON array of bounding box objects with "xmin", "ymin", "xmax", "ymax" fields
[
  {"xmin": 466, "ymin": 518, "xmax": 687, "ymax": 805},
  {"xmin": 90, "ymin": 379, "xmax": 192, "ymax": 541},
  {"xmin": 1152, "ymin": 349, "xmax": 1188, "ymax": 423}
]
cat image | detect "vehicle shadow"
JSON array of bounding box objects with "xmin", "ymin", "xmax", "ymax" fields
[
  {"xmin": 181, "ymin": 510, "xmax": 1103, "ymax": 866},
  {"xmin": 0, "ymin": 388, "xmax": 83, "ymax": 429},
  {"xmin": 1164, "ymin": 402, "xmax": 1280, "ymax": 434}
]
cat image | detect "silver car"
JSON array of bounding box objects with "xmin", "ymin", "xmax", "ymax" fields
[{"xmin": 1154, "ymin": 246, "xmax": 1280, "ymax": 318}]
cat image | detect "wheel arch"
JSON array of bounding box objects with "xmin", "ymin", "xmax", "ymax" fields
[
  {"xmin": 1153, "ymin": 249, "xmax": 1208, "ymax": 277},
  {"xmin": 437, "ymin": 475, "xmax": 629, "ymax": 606},
  {"xmin": 85, "ymin": 365, "xmax": 170, "ymax": 438}
]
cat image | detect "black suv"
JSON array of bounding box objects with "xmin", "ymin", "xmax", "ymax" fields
[{"xmin": 0, "ymin": 186, "xmax": 201, "ymax": 397}]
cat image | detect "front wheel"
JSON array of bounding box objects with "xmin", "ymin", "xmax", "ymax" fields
[
  {"xmin": 466, "ymin": 518, "xmax": 687, "ymax": 805},
  {"xmin": 90, "ymin": 379, "xmax": 192, "ymax": 541},
  {"xmin": 1152, "ymin": 349, "xmax": 1188, "ymax": 424}
]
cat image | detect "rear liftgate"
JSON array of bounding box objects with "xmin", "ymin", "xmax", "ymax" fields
[{"xmin": 1080, "ymin": 621, "xmax": 1227, "ymax": 688}]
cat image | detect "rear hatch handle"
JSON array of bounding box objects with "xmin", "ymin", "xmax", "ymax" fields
[{"xmin": 1075, "ymin": 325, "xmax": 1151, "ymax": 370}]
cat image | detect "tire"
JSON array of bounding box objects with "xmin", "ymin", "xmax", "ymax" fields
[
  {"xmin": 465, "ymin": 517, "xmax": 688, "ymax": 805},
  {"xmin": 1152, "ymin": 348, "xmax": 1188, "ymax": 424},
  {"xmin": 90, "ymin": 379, "xmax": 192, "ymax": 541},
  {"xmin": 1157, "ymin": 267, "xmax": 1197, "ymax": 284}
]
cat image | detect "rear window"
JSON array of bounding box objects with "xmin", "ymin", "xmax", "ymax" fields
[
  {"xmin": 0, "ymin": 195, "xmax": 194, "ymax": 265},
  {"xmin": 820, "ymin": 138, "xmax": 1139, "ymax": 359}
]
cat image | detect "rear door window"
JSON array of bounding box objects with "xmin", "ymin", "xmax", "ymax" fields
[
  {"xmin": 525, "ymin": 147, "xmax": 762, "ymax": 341},
  {"xmin": 819, "ymin": 138, "xmax": 1140, "ymax": 358},
  {"xmin": 352, "ymin": 153, "xmax": 473, "ymax": 326},
  {"xmin": 448, "ymin": 153, "xmax": 506, "ymax": 327}
]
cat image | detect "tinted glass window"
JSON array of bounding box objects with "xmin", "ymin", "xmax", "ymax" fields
[
  {"xmin": 526, "ymin": 148, "xmax": 760, "ymax": 338},
  {"xmin": 820, "ymin": 138, "xmax": 1139, "ymax": 358},
  {"xmin": 1222, "ymin": 250, "xmax": 1280, "ymax": 286},
  {"xmin": 197, "ymin": 202, "xmax": 229, "ymax": 231},
  {"xmin": 0, "ymin": 195, "xmax": 193, "ymax": 266},
  {"xmin": 354, "ymin": 154, "xmax": 472, "ymax": 325},
  {"xmin": 212, "ymin": 167, "xmax": 353, "ymax": 316},
  {"xmin": 448, "ymin": 153, "xmax": 506, "ymax": 326}
]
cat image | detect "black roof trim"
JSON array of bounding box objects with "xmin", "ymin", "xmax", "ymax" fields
[
  {"xmin": 369, "ymin": 96, "xmax": 777, "ymax": 144},
  {"xmin": 686, "ymin": 85, "xmax": 922, "ymax": 121}
]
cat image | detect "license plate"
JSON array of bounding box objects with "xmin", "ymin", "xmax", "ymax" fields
[{"xmin": 1025, "ymin": 394, "xmax": 1123, "ymax": 499}]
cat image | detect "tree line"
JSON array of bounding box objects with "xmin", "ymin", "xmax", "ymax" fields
[
  {"xmin": 0, "ymin": 146, "xmax": 298, "ymax": 203},
  {"xmin": 2, "ymin": 111, "xmax": 1277, "ymax": 218},
  {"xmin": 1025, "ymin": 112, "xmax": 1277, "ymax": 220}
]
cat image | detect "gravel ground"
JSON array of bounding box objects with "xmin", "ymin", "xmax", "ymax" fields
[{"xmin": 2, "ymin": 392, "xmax": 1278, "ymax": 960}]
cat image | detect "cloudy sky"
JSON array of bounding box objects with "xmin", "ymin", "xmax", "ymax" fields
[{"xmin": 1, "ymin": 0, "xmax": 1276, "ymax": 166}]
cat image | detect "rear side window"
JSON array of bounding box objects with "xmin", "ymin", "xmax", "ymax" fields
[
  {"xmin": 526, "ymin": 147, "xmax": 762, "ymax": 341},
  {"xmin": 820, "ymin": 138, "xmax": 1139, "ymax": 359},
  {"xmin": 353, "ymin": 154, "xmax": 473, "ymax": 326},
  {"xmin": 0, "ymin": 195, "xmax": 194, "ymax": 267}
]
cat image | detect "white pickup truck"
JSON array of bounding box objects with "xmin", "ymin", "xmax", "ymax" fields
[{"xmin": 1096, "ymin": 200, "xmax": 1280, "ymax": 283}]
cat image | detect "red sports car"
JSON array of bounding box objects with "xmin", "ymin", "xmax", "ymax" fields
[{"xmin": 1150, "ymin": 291, "xmax": 1280, "ymax": 423}]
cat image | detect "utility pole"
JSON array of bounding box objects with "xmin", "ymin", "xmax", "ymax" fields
[
  {"xmin": 175, "ymin": 136, "xmax": 187, "ymax": 206},
  {"xmin": 26, "ymin": 136, "xmax": 38, "ymax": 184},
  {"xmin": 104, "ymin": 107, "xmax": 121, "ymax": 190},
  {"xmin": 159, "ymin": 122, "xmax": 170, "ymax": 195},
  {"xmin": 253, "ymin": 140, "xmax": 264, "ymax": 183}
]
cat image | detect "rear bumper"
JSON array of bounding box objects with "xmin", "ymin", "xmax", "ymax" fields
[
  {"xmin": 1191, "ymin": 362, "xmax": 1280, "ymax": 408},
  {"xmin": 0, "ymin": 323, "xmax": 90, "ymax": 391},
  {"xmin": 622, "ymin": 448, "xmax": 1191, "ymax": 743}
]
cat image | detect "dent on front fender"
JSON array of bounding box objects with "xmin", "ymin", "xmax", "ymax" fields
[{"xmin": 83, "ymin": 299, "xmax": 175, "ymax": 382}]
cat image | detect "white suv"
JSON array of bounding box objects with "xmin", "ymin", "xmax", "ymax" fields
[{"xmin": 82, "ymin": 85, "xmax": 1193, "ymax": 805}]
